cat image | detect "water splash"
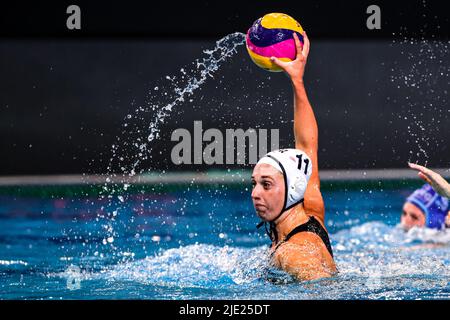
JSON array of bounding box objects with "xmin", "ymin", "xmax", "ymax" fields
[
  {"xmin": 146, "ymin": 33, "xmax": 247, "ymax": 146},
  {"xmin": 390, "ymin": 37, "xmax": 449, "ymax": 164},
  {"xmin": 55, "ymin": 244, "xmax": 268, "ymax": 288},
  {"xmin": 389, "ymin": 1, "xmax": 450, "ymax": 164},
  {"xmin": 53, "ymin": 222, "xmax": 450, "ymax": 299},
  {"xmin": 333, "ymin": 221, "xmax": 450, "ymax": 299},
  {"xmin": 81, "ymin": 33, "xmax": 246, "ymax": 261}
]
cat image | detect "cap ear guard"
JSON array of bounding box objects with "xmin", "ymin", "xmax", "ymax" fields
[{"xmin": 289, "ymin": 174, "xmax": 309, "ymax": 203}]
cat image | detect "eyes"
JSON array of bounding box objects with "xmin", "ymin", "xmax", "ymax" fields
[
  {"xmin": 402, "ymin": 210, "xmax": 419, "ymax": 221},
  {"xmin": 251, "ymin": 180, "xmax": 272, "ymax": 190},
  {"xmin": 263, "ymin": 181, "xmax": 272, "ymax": 189}
]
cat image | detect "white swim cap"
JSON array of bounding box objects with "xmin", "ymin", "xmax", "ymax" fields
[{"xmin": 256, "ymin": 148, "xmax": 312, "ymax": 221}]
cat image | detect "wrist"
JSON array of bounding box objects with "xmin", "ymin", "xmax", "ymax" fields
[
  {"xmin": 291, "ymin": 78, "xmax": 305, "ymax": 88},
  {"xmin": 445, "ymin": 184, "xmax": 450, "ymax": 197}
]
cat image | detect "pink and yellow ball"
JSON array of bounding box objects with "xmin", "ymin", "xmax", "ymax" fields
[{"xmin": 246, "ymin": 13, "xmax": 304, "ymax": 72}]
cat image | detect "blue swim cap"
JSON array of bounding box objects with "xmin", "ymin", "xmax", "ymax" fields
[{"xmin": 406, "ymin": 184, "xmax": 449, "ymax": 229}]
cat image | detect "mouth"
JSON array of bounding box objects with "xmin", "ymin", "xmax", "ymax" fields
[
  {"xmin": 254, "ymin": 204, "xmax": 266, "ymax": 211},
  {"xmin": 254, "ymin": 204, "xmax": 267, "ymax": 214},
  {"xmin": 400, "ymin": 222, "xmax": 412, "ymax": 231}
]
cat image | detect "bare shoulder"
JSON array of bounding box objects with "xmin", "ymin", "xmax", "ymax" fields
[
  {"xmin": 287, "ymin": 232, "xmax": 330, "ymax": 258},
  {"xmin": 274, "ymin": 233, "xmax": 336, "ymax": 280},
  {"xmin": 304, "ymin": 181, "xmax": 325, "ymax": 224}
]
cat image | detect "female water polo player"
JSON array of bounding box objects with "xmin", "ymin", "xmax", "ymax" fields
[
  {"xmin": 251, "ymin": 32, "xmax": 337, "ymax": 281},
  {"xmin": 400, "ymin": 163, "xmax": 450, "ymax": 230}
]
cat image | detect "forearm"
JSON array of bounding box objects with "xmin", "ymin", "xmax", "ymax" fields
[
  {"xmin": 292, "ymin": 80, "xmax": 318, "ymax": 153},
  {"xmin": 429, "ymin": 172, "xmax": 450, "ymax": 198},
  {"xmin": 442, "ymin": 181, "xmax": 450, "ymax": 198}
]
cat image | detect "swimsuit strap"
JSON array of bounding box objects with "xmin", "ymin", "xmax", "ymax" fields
[{"xmin": 271, "ymin": 216, "xmax": 334, "ymax": 258}]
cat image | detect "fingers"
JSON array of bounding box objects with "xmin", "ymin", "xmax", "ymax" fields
[
  {"xmin": 293, "ymin": 31, "xmax": 309, "ymax": 60},
  {"xmin": 418, "ymin": 172, "xmax": 433, "ymax": 185},
  {"xmin": 408, "ymin": 162, "xmax": 425, "ymax": 171},
  {"xmin": 408, "ymin": 162, "xmax": 432, "ymax": 178},
  {"xmin": 270, "ymin": 56, "xmax": 288, "ymax": 69},
  {"xmin": 293, "ymin": 33, "xmax": 302, "ymax": 59},
  {"xmin": 408, "ymin": 162, "xmax": 450, "ymax": 197},
  {"xmin": 302, "ymin": 31, "xmax": 310, "ymax": 58},
  {"xmin": 409, "ymin": 162, "xmax": 434, "ymax": 184}
]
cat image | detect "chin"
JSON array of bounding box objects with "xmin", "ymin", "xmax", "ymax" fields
[
  {"xmin": 256, "ymin": 211, "xmax": 272, "ymax": 222},
  {"xmin": 401, "ymin": 224, "xmax": 411, "ymax": 231},
  {"xmin": 401, "ymin": 223, "xmax": 423, "ymax": 231}
]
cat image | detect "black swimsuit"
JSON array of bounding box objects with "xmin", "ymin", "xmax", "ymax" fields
[{"xmin": 269, "ymin": 216, "xmax": 334, "ymax": 258}]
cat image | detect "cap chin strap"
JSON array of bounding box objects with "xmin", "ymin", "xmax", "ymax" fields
[{"xmin": 256, "ymin": 198, "xmax": 304, "ymax": 243}]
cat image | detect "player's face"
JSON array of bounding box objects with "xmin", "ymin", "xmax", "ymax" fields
[
  {"xmin": 401, "ymin": 202, "xmax": 426, "ymax": 230},
  {"xmin": 251, "ymin": 164, "xmax": 285, "ymax": 222}
]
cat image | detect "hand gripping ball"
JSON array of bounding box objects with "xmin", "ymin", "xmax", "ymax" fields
[{"xmin": 246, "ymin": 13, "xmax": 304, "ymax": 72}]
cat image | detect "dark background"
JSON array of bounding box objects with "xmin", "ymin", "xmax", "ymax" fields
[{"xmin": 1, "ymin": 0, "xmax": 449, "ymax": 175}]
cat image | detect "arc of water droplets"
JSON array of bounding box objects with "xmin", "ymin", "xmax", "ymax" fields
[
  {"xmin": 143, "ymin": 32, "xmax": 246, "ymax": 171},
  {"xmin": 93, "ymin": 32, "xmax": 247, "ymax": 256},
  {"xmin": 104, "ymin": 32, "xmax": 246, "ymax": 181}
]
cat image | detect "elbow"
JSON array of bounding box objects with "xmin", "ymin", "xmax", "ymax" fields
[
  {"xmin": 295, "ymin": 134, "xmax": 318, "ymax": 154},
  {"xmin": 295, "ymin": 141, "xmax": 317, "ymax": 156}
]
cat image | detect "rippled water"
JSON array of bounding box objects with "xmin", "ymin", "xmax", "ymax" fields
[{"xmin": 0, "ymin": 186, "xmax": 449, "ymax": 300}]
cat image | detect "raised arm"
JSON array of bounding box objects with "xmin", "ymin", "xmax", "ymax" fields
[
  {"xmin": 271, "ymin": 32, "xmax": 325, "ymax": 223},
  {"xmin": 270, "ymin": 32, "xmax": 316, "ymax": 151}
]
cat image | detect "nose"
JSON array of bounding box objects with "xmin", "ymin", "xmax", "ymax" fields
[
  {"xmin": 401, "ymin": 214, "xmax": 413, "ymax": 228},
  {"xmin": 251, "ymin": 184, "xmax": 261, "ymax": 200}
]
